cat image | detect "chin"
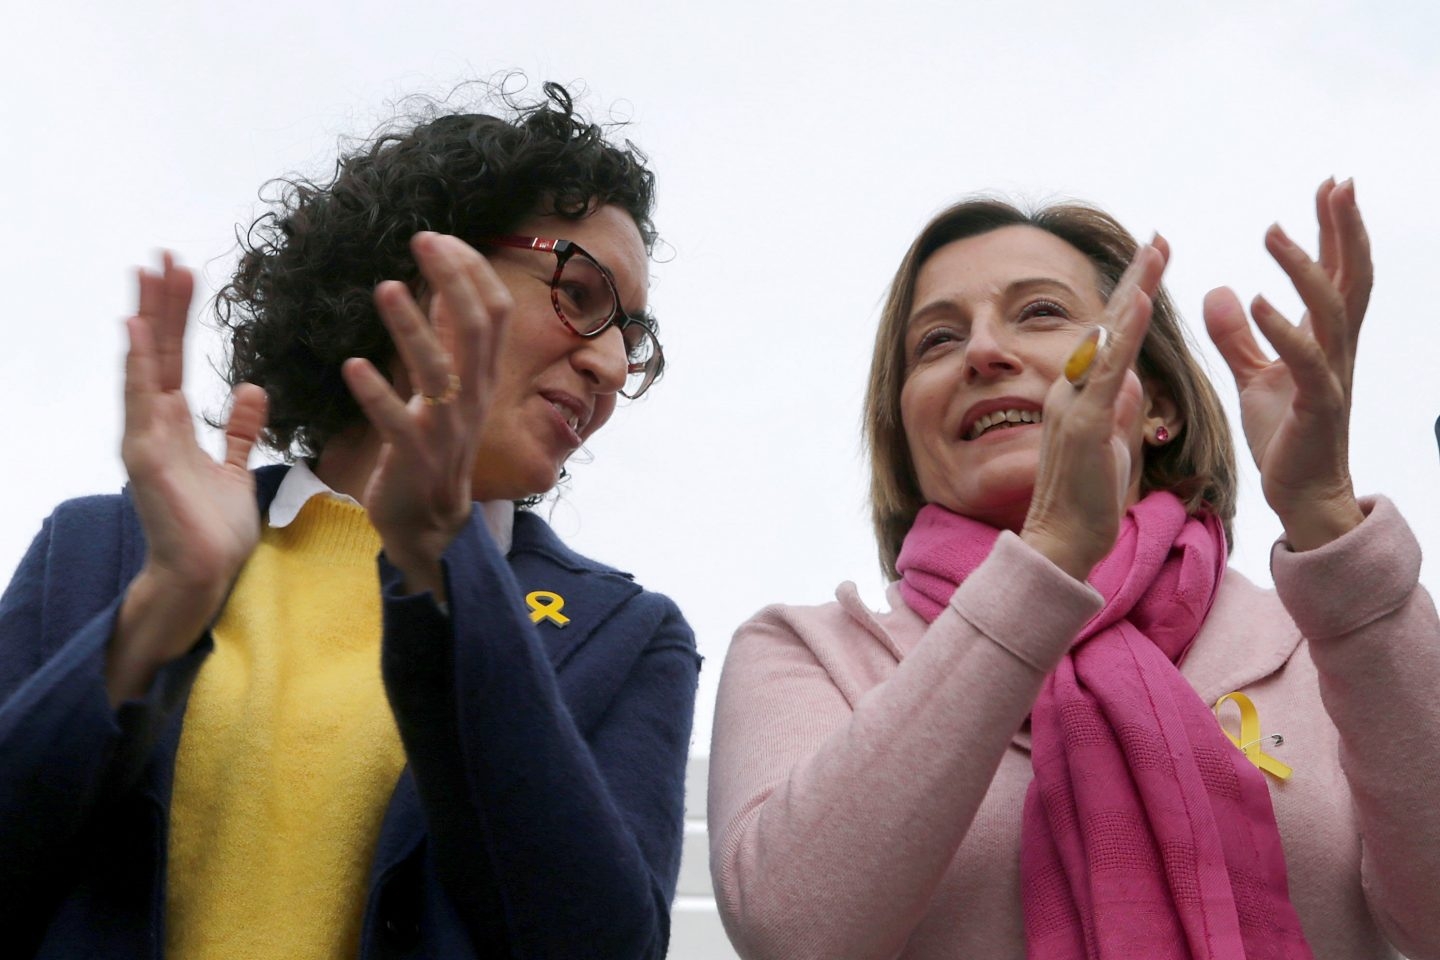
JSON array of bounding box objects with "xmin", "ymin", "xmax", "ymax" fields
[{"xmin": 470, "ymin": 458, "xmax": 564, "ymax": 503}]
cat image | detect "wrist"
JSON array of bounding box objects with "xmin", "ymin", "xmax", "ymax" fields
[
  {"xmin": 1278, "ymin": 495, "xmax": 1366, "ymax": 552},
  {"xmin": 382, "ymin": 547, "xmax": 448, "ymax": 604},
  {"xmin": 108, "ymin": 567, "xmax": 224, "ymax": 705},
  {"xmin": 1019, "ymin": 526, "xmax": 1102, "ymax": 583}
]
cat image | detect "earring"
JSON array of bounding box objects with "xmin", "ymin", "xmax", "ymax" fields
[{"xmin": 1154, "ymin": 426, "xmax": 1171, "ymax": 444}]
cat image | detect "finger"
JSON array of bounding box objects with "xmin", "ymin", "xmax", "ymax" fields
[
  {"xmin": 1081, "ymin": 286, "xmax": 1154, "ymax": 410},
  {"xmin": 123, "ymin": 316, "xmax": 159, "ymax": 438},
  {"xmin": 1084, "ymin": 243, "xmax": 1165, "ymax": 406},
  {"xmin": 222, "ymin": 383, "xmax": 269, "ymax": 472},
  {"xmin": 1264, "ymin": 224, "xmax": 1348, "ymax": 359},
  {"xmin": 1106, "ymin": 236, "xmax": 1167, "ymax": 311},
  {"xmin": 1249, "ymin": 294, "xmax": 1335, "ymax": 397},
  {"xmin": 341, "ymin": 357, "xmax": 427, "ymax": 454},
  {"xmin": 1203, "ymin": 286, "xmax": 1270, "ymax": 390},
  {"xmin": 1113, "ymin": 369, "xmax": 1145, "ymax": 440},
  {"xmin": 413, "ymin": 234, "xmax": 512, "ymax": 406},
  {"xmin": 1150, "ymin": 232, "xmax": 1172, "ymax": 266},
  {"xmin": 374, "ymin": 278, "xmax": 455, "ymax": 402},
  {"xmin": 1111, "ymin": 371, "xmax": 1146, "ymax": 513},
  {"xmin": 1329, "ymin": 178, "xmax": 1373, "ymax": 325},
  {"xmin": 1315, "ymin": 178, "xmax": 1338, "ymax": 276},
  {"xmin": 155, "ymin": 252, "xmax": 194, "ymax": 392}
]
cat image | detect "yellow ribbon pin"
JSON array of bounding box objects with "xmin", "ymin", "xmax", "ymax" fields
[
  {"xmin": 1214, "ymin": 692, "xmax": 1292, "ymax": 780},
  {"xmin": 525, "ymin": 590, "xmax": 570, "ymax": 628}
]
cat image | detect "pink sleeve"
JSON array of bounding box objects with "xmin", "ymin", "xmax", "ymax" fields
[
  {"xmin": 1271, "ymin": 496, "xmax": 1440, "ymax": 960},
  {"xmin": 707, "ymin": 532, "xmax": 1101, "ymax": 960}
]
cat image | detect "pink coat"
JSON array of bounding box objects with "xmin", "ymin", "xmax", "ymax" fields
[{"xmin": 709, "ymin": 498, "xmax": 1440, "ymax": 960}]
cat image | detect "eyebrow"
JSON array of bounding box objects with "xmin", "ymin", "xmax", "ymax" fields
[{"xmin": 908, "ymin": 276, "xmax": 1084, "ymax": 326}]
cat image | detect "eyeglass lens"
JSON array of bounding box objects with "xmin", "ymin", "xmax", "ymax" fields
[{"xmin": 557, "ymin": 254, "xmax": 659, "ymax": 396}]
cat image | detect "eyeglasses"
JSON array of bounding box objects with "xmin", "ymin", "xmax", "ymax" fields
[{"xmin": 485, "ymin": 235, "xmax": 665, "ymax": 399}]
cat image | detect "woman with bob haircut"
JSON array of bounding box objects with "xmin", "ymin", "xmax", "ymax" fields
[
  {"xmin": 708, "ymin": 180, "xmax": 1440, "ymax": 960},
  {"xmin": 0, "ymin": 82, "xmax": 698, "ymax": 959}
]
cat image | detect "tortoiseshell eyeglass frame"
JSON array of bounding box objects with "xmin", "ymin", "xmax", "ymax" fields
[{"xmin": 484, "ymin": 235, "xmax": 664, "ymax": 399}]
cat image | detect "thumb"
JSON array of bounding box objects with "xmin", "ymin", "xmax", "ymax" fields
[
  {"xmin": 1204, "ymin": 286, "xmax": 1268, "ymax": 388},
  {"xmin": 223, "ymin": 384, "xmax": 268, "ymax": 472}
]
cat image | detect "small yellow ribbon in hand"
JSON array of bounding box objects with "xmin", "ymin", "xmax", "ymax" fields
[
  {"xmin": 526, "ymin": 590, "xmax": 570, "ymax": 628},
  {"xmin": 1214, "ymin": 691, "xmax": 1292, "ymax": 781}
]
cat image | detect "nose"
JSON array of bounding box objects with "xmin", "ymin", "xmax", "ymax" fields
[
  {"xmin": 573, "ymin": 324, "xmax": 629, "ymax": 395},
  {"xmin": 963, "ymin": 314, "xmax": 1020, "ymax": 382}
]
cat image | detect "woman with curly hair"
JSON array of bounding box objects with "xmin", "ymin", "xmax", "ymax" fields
[{"xmin": 0, "ymin": 82, "xmax": 698, "ymax": 959}]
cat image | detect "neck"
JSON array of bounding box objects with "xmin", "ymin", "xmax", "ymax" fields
[{"xmin": 312, "ymin": 425, "xmax": 383, "ymax": 503}]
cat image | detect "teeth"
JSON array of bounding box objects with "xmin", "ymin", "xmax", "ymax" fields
[
  {"xmin": 551, "ymin": 401, "xmax": 581, "ymax": 431},
  {"xmin": 967, "ymin": 408, "xmax": 1040, "ymax": 440}
]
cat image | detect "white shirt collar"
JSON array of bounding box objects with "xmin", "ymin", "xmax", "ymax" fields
[{"xmin": 269, "ymin": 460, "xmax": 515, "ymax": 555}]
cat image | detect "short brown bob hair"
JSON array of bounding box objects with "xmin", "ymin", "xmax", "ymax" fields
[{"xmin": 863, "ymin": 198, "xmax": 1237, "ymax": 579}]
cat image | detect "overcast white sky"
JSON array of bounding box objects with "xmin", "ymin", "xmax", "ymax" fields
[{"xmin": 3, "ymin": 0, "xmax": 1437, "ymax": 750}]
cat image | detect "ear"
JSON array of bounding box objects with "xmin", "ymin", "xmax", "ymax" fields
[{"xmin": 1141, "ymin": 378, "xmax": 1183, "ymax": 446}]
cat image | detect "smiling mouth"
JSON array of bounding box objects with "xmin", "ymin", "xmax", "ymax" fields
[{"xmin": 967, "ymin": 408, "xmax": 1042, "ymax": 441}]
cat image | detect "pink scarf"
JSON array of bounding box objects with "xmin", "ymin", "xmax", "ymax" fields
[{"xmin": 897, "ymin": 492, "xmax": 1313, "ymax": 960}]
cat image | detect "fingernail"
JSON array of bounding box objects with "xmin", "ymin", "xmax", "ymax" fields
[{"xmin": 1269, "ymin": 223, "xmax": 1295, "ymax": 250}]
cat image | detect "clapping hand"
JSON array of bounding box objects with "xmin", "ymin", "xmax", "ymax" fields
[
  {"xmin": 340, "ymin": 233, "xmax": 512, "ymax": 603},
  {"xmin": 109, "ymin": 254, "xmax": 268, "ymax": 704},
  {"xmin": 1020, "ymin": 238, "xmax": 1169, "ymax": 582},
  {"xmin": 1203, "ymin": 179, "xmax": 1370, "ymax": 551}
]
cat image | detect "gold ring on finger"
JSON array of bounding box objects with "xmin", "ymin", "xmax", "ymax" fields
[
  {"xmin": 1063, "ymin": 326, "xmax": 1110, "ymax": 389},
  {"xmin": 421, "ymin": 373, "xmax": 462, "ymax": 406}
]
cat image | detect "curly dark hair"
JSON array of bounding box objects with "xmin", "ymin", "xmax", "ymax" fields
[{"xmin": 214, "ymin": 80, "xmax": 657, "ymax": 459}]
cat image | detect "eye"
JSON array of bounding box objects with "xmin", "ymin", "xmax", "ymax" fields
[
  {"xmin": 556, "ymin": 278, "xmax": 602, "ymax": 315},
  {"xmin": 555, "ymin": 257, "xmax": 612, "ymax": 324},
  {"xmin": 1018, "ymin": 299, "xmax": 1070, "ymax": 322},
  {"xmin": 914, "ymin": 326, "xmax": 965, "ymax": 358}
]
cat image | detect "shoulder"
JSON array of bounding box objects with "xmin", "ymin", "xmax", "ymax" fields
[
  {"xmin": 40, "ymin": 492, "xmax": 134, "ymax": 558},
  {"xmin": 509, "ymin": 510, "xmax": 695, "ymax": 647},
  {"xmin": 511, "ymin": 509, "xmax": 635, "ymax": 580},
  {"xmin": 743, "ymin": 582, "xmax": 913, "ymax": 644},
  {"xmin": 732, "ymin": 582, "xmax": 911, "ymax": 672},
  {"xmin": 28, "ymin": 464, "xmax": 291, "ymax": 574}
]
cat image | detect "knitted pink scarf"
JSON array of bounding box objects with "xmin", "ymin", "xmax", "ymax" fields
[{"xmin": 896, "ymin": 492, "xmax": 1313, "ymax": 959}]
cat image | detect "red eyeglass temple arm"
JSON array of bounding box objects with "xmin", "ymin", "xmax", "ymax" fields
[{"xmin": 487, "ymin": 235, "xmax": 562, "ymax": 253}]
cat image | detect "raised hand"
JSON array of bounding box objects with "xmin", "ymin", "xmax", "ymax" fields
[
  {"xmin": 1021, "ymin": 239, "xmax": 1170, "ymax": 581},
  {"xmin": 109, "ymin": 254, "xmax": 268, "ymax": 704},
  {"xmin": 340, "ymin": 233, "xmax": 512, "ymax": 602},
  {"xmin": 1203, "ymin": 179, "xmax": 1369, "ymax": 551}
]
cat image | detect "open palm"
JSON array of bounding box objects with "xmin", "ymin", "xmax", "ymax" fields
[{"xmin": 1203, "ymin": 180, "xmax": 1371, "ymax": 550}]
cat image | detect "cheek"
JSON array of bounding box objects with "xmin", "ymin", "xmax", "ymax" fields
[{"xmin": 899, "ymin": 374, "xmax": 943, "ymax": 453}]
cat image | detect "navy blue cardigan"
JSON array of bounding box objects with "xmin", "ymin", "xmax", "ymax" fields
[{"xmin": 0, "ymin": 466, "xmax": 700, "ymax": 958}]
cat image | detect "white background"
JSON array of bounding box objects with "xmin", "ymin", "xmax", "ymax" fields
[{"xmin": 2, "ymin": 0, "xmax": 1437, "ymax": 752}]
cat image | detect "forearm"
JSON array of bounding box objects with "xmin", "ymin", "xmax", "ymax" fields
[
  {"xmin": 0, "ymin": 595, "xmax": 208, "ymax": 930},
  {"xmin": 710, "ymin": 533, "xmax": 1100, "ymax": 960},
  {"xmin": 106, "ymin": 566, "xmax": 224, "ymax": 706},
  {"xmin": 1273, "ymin": 497, "xmax": 1440, "ymax": 957}
]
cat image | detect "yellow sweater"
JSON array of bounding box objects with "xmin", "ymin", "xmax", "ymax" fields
[{"xmin": 166, "ymin": 496, "xmax": 406, "ymax": 959}]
